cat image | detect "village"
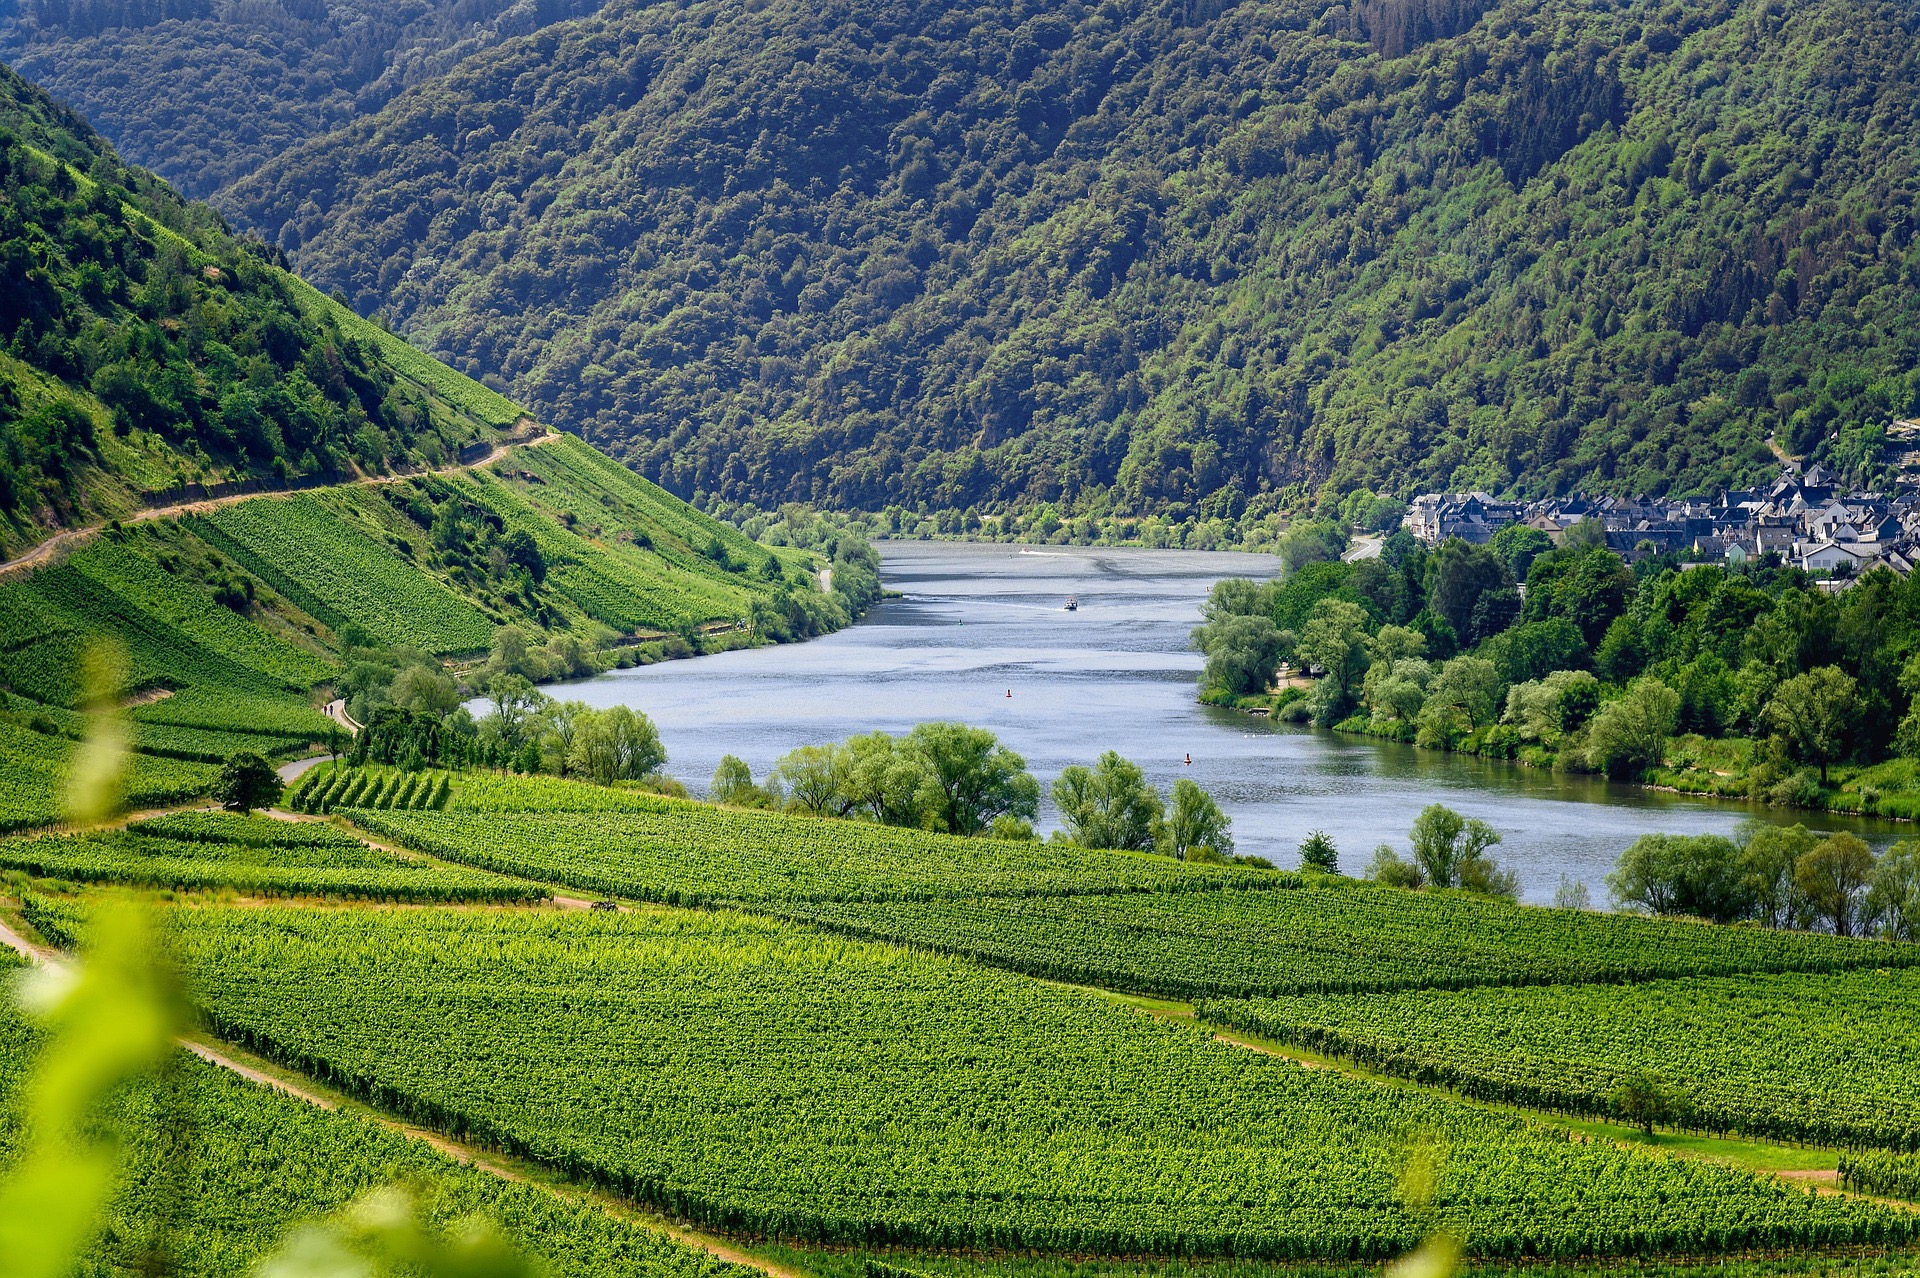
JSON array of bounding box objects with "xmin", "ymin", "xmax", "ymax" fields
[{"xmin": 1405, "ymin": 449, "xmax": 1920, "ymax": 582}]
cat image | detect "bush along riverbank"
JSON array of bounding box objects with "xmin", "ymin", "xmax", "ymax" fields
[{"xmin": 1193, "ymin": 522, "xmax": 1920, "ymax": 822}]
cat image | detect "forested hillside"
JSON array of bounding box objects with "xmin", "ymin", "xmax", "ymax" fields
[
  {"xmin": 0, "ymin": 0, "xmax": 615, "ymax": 198},
  {"xmin": 105, "ymin": 0, "xmax": 1920, "ymax": 522}
]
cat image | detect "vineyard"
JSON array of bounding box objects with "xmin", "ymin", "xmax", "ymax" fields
[
  {"xmin": 190, "ymin": 495, "xmax": 497, "ymax": 654},
  {"xmin": 288, "ymin": 764, "xmax": 453, "ymax": 813},
  {"xmin": 352, "ymin": 798, "xmax": 1284, "ymax": 905},
  {"xmin": 65, "ymin": 541, "xmax": 335, "ymax": 689},
  {"xmin": 450, "ymin": 465, "xmax": 762, "ymax": 634},
  {"xmin": 284, "ymin": 274, "xmax": 528, "ymax": 430},
  {"xmin": 765, "ymin": 886, "xmax": 1919, "ymax": 1000},
  {"xmin": 0, "ymin": 554, "xmax": 321, "ymax": 710},
  {"xmin": 1202, "ymin": 969, "xmax": 1920, "ymax": 1150},
  {"xmin": 0, "ymin": 811, "xmax": 540, "ymax": 902},
  {"xmin": 165, "ymin": 903, "xmax": 1911, "ymax": 1260},
  {"xmin": 510, "ymin": 437, "xmax": 775, "ymax": 589},
  {"xmin": 0, "ymin": 990, "xmax": 749, "ymax": 1277},
  {"xmin": 1841, "ymin": 1151, "xmax": 1920, "ymax": 1200},
  {"xmin": 0, "ymin": 717, "xmax": 219, "ymax": 833}
]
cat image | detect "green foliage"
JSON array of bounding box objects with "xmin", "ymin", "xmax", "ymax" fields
[
  {"xmin": 1052, "ymin": 751, "xmax": 1164, "ymax": 852},
  {"xmin": 0, "ymin": 60, "xmax": 522, "ymax": 548},
  {"xmin": 192, "ymin": 495, "xmax": 495, "ymax": 654},
  {"xmin": 170, "ymin": 903, "xmax": 1907, "ymax": 1259},
  {"xmin": 1408, "ymin": 804, "xmax": 1510, "ymax": 896},
  {"xmin": 0, "ymin": 1011, "xmax": 754, "ymax": 1277},
  {"xmin": 88, "ymin": 0, "xmax": 1910, "ymax": 520},
  {"xmin": 1205, "ymin": 966, "xmax": 1920, "ymax": 1149},
  {"xmin": 1839, "ymin": 1149, "xmax": 1920, "ymax": 1201},
  {"xmin": 292, "ymin": 765, "xmax": 453, "ymax": 815},
  {"xmin": 1584, "ymin": 678, "xmax": 1680, "ymax": 780},
  {"xmin": 1193, "ymin": 612, "xmax": 1285, "ymax": 697},
  {"xmin": 0, "ymin": 715, "xmax": 218, "ymax": 831},
  {"xmin": 0, "ymin": 900, "xmax": 176, "ymax": 1278},
  {"xmin": 0, "ymin": 812, "xmax": 536, "ymax": 901},
  {"xmin": 216, "ymin": 749, "xmax": 281, "ymax": 813},
  {"xmin": 1607, "ymin": 834, "xmax": 1750, "ymax": 923},
  {"xmin": 1298, "ymin": 830, "xmax": 1339, "ymax": 874},
  {"xmin": 769, "ymin": 879, "xmax": 1911, "ymax": 1002},
  {"xmin": 1763, "ymin": 666, "xmax": 1860, "ymax": 782},
  {"xmin": 905, "ymin": 721, "xmax": 1040, "ymax": 837},
  {"xmin": 1159, "ymin": 778, "xmax": 1234, "ymax": 862},
  {"xmin": 352, "ymin": 775, "xmax": 1272, "ymax": 906}
]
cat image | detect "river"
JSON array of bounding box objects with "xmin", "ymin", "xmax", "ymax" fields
[{"xmin": 549, "ymin": 541, "xmax": 1897, "ymax": 905}]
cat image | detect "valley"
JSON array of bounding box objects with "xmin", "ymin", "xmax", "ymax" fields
[{"xmin": 2, "ymin": 6, "xmax": 1920, "ymax": 1278}]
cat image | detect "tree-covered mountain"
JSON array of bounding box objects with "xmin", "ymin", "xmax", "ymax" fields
[
  {"xmin": 0, "ymin": 0, "xmax": 613, "ymax": 199},
  {"xmin": 21, "ymin": 0, "xmax": 1920, "ymax": 522}
]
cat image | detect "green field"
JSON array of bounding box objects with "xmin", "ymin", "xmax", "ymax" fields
[
  {"xmin": 169, "ymin": 904, "xmax": 1907, "ymax": 1260},
  {"xmin": 765, "ymin": 885, "xmax": 1917, "ymax": 999},
  {"xmin": 1204, "ymin": 969, "xmax": 1920, "ymax": 1149},
  {"xmin": 353, "ymin": 791, "xmax": 1284, "ymax": 906},
  {"xmin": 0, "ymin": 811, "xmax": 541, "ymax": 902}
]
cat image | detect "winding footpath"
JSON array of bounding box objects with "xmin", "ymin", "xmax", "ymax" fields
[{"xmin": 0, "ymin": 427, "xmax": 558, "ymax": 581}]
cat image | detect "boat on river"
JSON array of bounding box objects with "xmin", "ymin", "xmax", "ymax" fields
[{"xmin": 1064, "ymin": 595, "xmax": 1079, "ymax": 611}]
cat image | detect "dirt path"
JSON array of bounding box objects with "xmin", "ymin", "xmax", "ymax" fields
[
  {"xmin": 1, "ymin": 429, "xmax": 559, "ymax": 579},
  {"xmin": 0, "ymin": 915, "xmax": 61, "ymax": 964}
]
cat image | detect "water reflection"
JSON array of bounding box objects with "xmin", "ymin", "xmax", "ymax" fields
[{"xmin": 548, "ymin": 541, "xmax": 1900, "ymax": 904}]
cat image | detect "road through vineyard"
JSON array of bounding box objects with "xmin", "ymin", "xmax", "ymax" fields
[{"xmin": 545, "ymin": 543, "xmax": 1902, "ymax": 901}]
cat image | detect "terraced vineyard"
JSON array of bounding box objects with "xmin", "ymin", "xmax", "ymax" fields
[
  {"xmin": 127, "ymin": 688, "xmax": 334, "ymax": 739},
  {"xmin": 170, "ymin": 904, "xmax": 1907, "ymax": 1260},
  {"xmin": 190, "ymin": 495, "xmax": 497, "ymax": 654},
  {"xmin": 1203, "ymin": 969, "xmax": 1920, "ymax": 1149},
  {"xmin": 767, "ymin": 887, "xmax": 1918, "ymax": 999},
  {"xmin": 0, "ymin": 811, "xmax": 537, "ymax": 902},
  {"xmin": 283, "ymin": 274, "xmax": 527, "ymax": 430},
  {"xmin": 353, "ymin": 797, "xmax": 1283, "ymax": 905},
  {"xmin": 0, "ymin": 553, "xmax": 323, "ymax": 712},
  {"xmin": 66, "ymin": 541, "xmax": 335, "ymax": 689},
  {"xmin": 451, "ymin": 462, "xmax": 764, "ymax": 634}
]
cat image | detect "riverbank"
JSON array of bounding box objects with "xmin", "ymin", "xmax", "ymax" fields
[{"xmin": 1208, "ymin": 690, "xmax": 1920, "ymax": 824}]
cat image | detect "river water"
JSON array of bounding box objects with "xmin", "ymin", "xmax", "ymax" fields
[{"xmin": 551, "ymin": 541, "xmax": 1895, "ymax": 904}]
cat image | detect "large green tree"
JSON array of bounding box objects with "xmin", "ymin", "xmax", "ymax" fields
[
  {"xmin": 1763, "ymin": 667, "xmax": 1860, "ymax": 784},
  {"xmin": 1158, "ymin": 778, "xmax": 1233, "ymax": 863},
  {"xmin": 907, "ymin": 722, "xmax": 1039, "ymax": 837},
  {"xmin": 1052, "ymin": 751, "xmax": 1164, "ymax": 852}
]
